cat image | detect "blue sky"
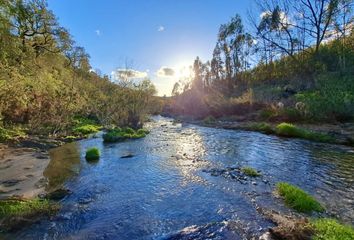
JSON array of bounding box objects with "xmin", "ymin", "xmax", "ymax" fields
[{"xmin": 47, "ymin": 0, "xmax": 253, "ymax": 96}]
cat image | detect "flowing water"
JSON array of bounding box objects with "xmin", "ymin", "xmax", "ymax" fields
[{"xmin": 4, "ymin": 116, "xmax": 354, "ymax": 239}]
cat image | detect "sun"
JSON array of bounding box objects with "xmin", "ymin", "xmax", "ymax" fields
[{"xmin": 174, "ymin": 63, "xmax": 194, "ymax": 80}]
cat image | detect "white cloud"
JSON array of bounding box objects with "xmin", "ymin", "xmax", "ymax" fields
[
  {"xmin": 95, "ymin": 29, "xmax": 101, "ymax": 36},
  {"xmin": 156, "ymin": 67, "xmax": 175, "ymax": 77},
  {"xmin": 111, "ymin": 69, "xmax": 148, "ymax": 81},
  {"xmin": 158, "ymin": 26, "xmax": 165, "ymax": 32}
]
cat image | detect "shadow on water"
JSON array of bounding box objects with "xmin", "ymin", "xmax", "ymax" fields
[{"xmin": 3, "ymin": 116, "xmax": 354, "ymax": 239}]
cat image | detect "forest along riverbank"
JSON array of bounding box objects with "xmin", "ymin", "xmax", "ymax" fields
[{"xmin": 1, "ymin": 116, "xmax": 353, "ymax": 239}]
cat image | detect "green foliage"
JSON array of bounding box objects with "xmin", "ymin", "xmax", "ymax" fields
[
  {"xmin": 0, "ymin": 125, "xmax": 27, "ymax": 142},
  {"xmin": 85, "ymin": 147, "xmax": 100, "ymax": 161},
  {"xmin": 276, "ymin": 123, "xmax": 334, "ymax": 143},
  {"xmin": 103, "ymin": 128, "xmax": 149, "ymax": 143},
  {"xmin": 203, "ymin": 116, "xmax": 216, "ymax": 125},
  {"xmin": 246, "ymin": 122, "xmax": 274, "ymax": 134},
  {"xmin": 297, "ymin": 74, "xmax": 354, "ymax": 122},
  {"xmin": 276, "ymin": 182, "xmax": 324, "ymax": 213},
  {"xmin": 241, "ymin": 167, "xmax": 261, "ymax": 177},
  {"xmin": 0, "ymin": 199, "xmax": 58, "ymax": 219},
  {"xmin": 0, "ymin": 1, "xmax": 158, "ymax": 136},
  {"xmin": 311, "ymin": 218, "xmax": 354, "ymax": 240}
]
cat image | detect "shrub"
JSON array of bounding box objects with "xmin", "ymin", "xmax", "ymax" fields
[
  {"xmin": 0, "ymin": 126, "xmax": 27, "ymax": 142},
  {"xmin": 311, "ymin": 218, "xmax": 354, "ymax": 240},
  {"xmin": 259, "ymin": 109, "xmax": 276, "ymax": 120},
  {"xmin": 203, "ymin": 116, "xmax": 216, "ymax": 125},
  {"xmin": 276, "ymin": 182, "xmax": 324, "ymax": 213},
  {"xmin": 241, "ymin": 167, "xmax": 261, "ymax": 177},
  {"xmin": 247, "ymin": 122, "xmax": 274, "ymax": 134},
  {"xmin": 297, "ymin": 74, "xmax": 354, "ymax": 122},
  {"xmin": 85, "ymin": 147, "xmax": 100, "ymax": 161},
  {"xmin": 276, "ymin": 123, "xmax": 334, "ymax": 143}
]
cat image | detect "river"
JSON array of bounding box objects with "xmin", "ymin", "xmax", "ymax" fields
[{"xmin": 5, "ymin": 116, "xmax": 354, "ymax": 239}]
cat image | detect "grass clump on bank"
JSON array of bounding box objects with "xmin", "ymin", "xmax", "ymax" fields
[
  {"xmin": 311, "ymin": 218, "xmax": 354, "ymax": 240},
  {"xmin": 72, "ymin": 117, "xmax": 102, "ymax": 136},
  {"xmin": 276, "ymin": 182, "xmax": 324, "ymax": 213},
  {"xmin": 0, "ymin": 198, "xmax": 59, "ymax": 231},
  {"xmin": 275, "ymin": 123, "xmax": 334, "ymax": 143},
  {"xmin": 241, "ymin": 167, "xmax": 261, "ymax": 177},
  {"xmin": 85, "ymin": 147, "xmax": 100, "ymax": 161},
  {"xmin": 246, "ymin": 122, "xmax": 274, "ymax": 134},
  {"xmin": 103, "ymin": 127, "xmax": 149, "ymax": 143}
]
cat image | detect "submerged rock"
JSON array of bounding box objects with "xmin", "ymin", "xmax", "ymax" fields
[
  {"xmin": 45, "ymin": 188, "xmax": 72, "ymax": 200},
  {"xmin": 120, "ymin": 154, "xmax": 135, "ymax": 159}
]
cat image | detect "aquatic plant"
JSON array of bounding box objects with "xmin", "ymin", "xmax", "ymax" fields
[
  {"xmin": 275, "ymin": 123, "xmax": 334, "ymax": 143},
  {"xmin": 85, "ymin": 147, "xmax": 100, "ymax": 161},
  {"xmin": 241, "ymin": 167, "xmax": 261, "ymax": 177},
  {"xmin": 276, "ymin": 182, "xmax": 324, "ymax": 213},
  {"xmin": 311, "ymin": 218, "xmax": 354, "ymax": 240},
  {"xmin": 103, "ymin": 128, "xmax": 149, "ymax": 143}
]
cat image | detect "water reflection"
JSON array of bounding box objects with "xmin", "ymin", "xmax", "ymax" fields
[{"xmin": 44, "ymin": 142, "xmax": 81, "ymax": 191}]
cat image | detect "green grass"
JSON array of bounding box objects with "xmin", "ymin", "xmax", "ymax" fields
[
  {"xmin": 103, "ymin": 127, "xmax": 149, "ymax": 143},
  {"xmin": 276, "ymin": 182, "xmax": 324, "ymax": 213},
  {"xmin": 276, "ymin": 123, "xmax": 334, "ymax": 143},
  {"xmin": 71, "ymin": 116, "xmax": 102, "ymax": 136},
  {"xmin": 311, "ymin": 218, "xmax": 354, "ymax": 240},
  {"xmin": 0, "ymin": 198, "xmax": 58, "ymax": 219},
  {"xmin": 73, "ymin": 124, "xmax": 100, "ymax": 135},
  {"xmin": 246, "ymin": 122, "xmax": 274, "ymax": 134},
  {"xmin": 85, "ymin": 147, "xmax": 100, "ymax": 161},
  {"xmin": 241, "ymin": 167, "xmax": 261, "ymax": 177}
]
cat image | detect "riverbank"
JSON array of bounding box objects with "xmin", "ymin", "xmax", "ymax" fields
[
  {"xmin": 0, "ymin": 130, "xmax": 93, "ymax": 200},
  {"xmin": 167, "ymin": 115, "xmax": 354, "ymax": 147}
]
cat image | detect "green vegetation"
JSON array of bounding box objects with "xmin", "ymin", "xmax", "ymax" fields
[
  {"xmin": 103, "ymin": 128, "xmax": 149, "ymax": 143},
  {"xmin": 73, "ymin": 124, "xmax": 101, "ymax": 136},
  {"xmin": 276, "ymin": 182, "xmax": 324, "ymax": 213},
  {"xmin": 166, "ymin": 0, "xmax": 354, "ymax": 125},
  {"xmin": 311, "ymin": 218, "xmax": 354, "ymax": 240},
  {"xmin": 85, "ymin": 147, "xmax": 100, "ymax": 161},
  {"xmin": 0, "ymin": 0, "xmax": 161, "ymax": 142},
  {"xmin": 276, "ymin": 123, "xmax": 334, "ymax": 143},
  {"xmin": 246, "ymin": 122, "xmax": 274, "ymax": 134},
  {"xmin": 0, "ymin": 125, "xmax": 27, "ymax": 142},
  {"xmin": 0, "ymin": 198, "xmax": 58, "ymax": 221},
  {"xmin": 241, "ymin": 167, "xmax": 261, "ymax": 177},
  {"xmin": 203, "ymin": 116, "xmax": 216, "ymax": 125}
]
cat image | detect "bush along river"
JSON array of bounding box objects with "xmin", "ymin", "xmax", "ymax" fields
[{"xmin": 1, "ymin": 116, "xmax": 354, "ymax": 239}]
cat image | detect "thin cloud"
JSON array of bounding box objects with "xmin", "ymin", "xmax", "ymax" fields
[
  {"xmin": 156, "ymin": 67, "xmax": 175, "ymax": 77},
  {"xmin": 157, "ymin": 26, "xmax": 165, "ymax": 32},
  {"xmin": 95, "ymin": 29, "xmax": 101, "ymax": 36},
  {"xmin": 111, "ymin": 69, "xmax": 148, "ymax": 81}
]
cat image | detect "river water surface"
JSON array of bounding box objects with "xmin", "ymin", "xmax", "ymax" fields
[{"xmin": 5, "ymin": 116, "xmax": 354, "ymax": 239}]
